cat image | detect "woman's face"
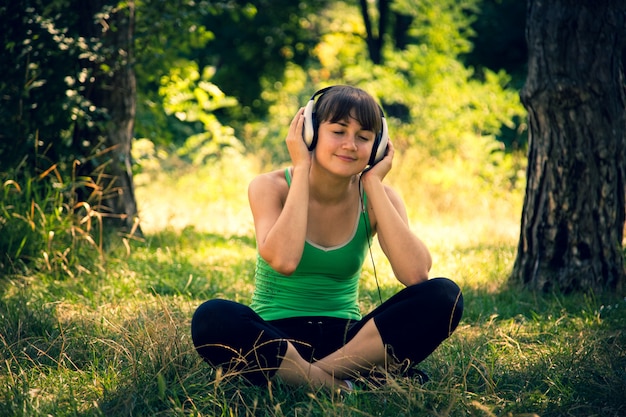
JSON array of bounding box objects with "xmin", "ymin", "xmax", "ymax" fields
[{"xmin": 314, "ymin": 113, "xmax": 376, "ymax": 175}]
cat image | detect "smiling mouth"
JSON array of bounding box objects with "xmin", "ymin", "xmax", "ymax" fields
[{"xmin": 336, "ymin": 155, "xmax": 357, "ymax": 162}]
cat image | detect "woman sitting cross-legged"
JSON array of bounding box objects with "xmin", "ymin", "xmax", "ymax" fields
[{"xmin": 191, "ymin": 85, "xmax": 464, "ymax": 392}]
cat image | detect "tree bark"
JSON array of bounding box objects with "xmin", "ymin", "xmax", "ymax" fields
[
  {"xmin": 99, "ymin": 1, "xmax": 141, "ymax": 236},
  {"xmin": 76, "ymin": 1, "xmax": 141, "ymax": 236},
  {"xmin": 511, "ymin": 0, "xmax": 626, "ymax": 292}
]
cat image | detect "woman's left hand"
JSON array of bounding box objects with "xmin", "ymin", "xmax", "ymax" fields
[{"xmin": 361, "ymin": 139, "xmax": 394, "ymax": 182}]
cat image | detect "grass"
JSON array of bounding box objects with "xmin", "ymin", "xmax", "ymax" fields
[{"xmin": 1, "ymin": 154, "xmax": 625, "ymax": 417}]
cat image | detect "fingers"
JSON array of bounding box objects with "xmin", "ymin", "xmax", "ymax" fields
[
  {"xmin": 286, "ymin": 107, "xmax": 305, "ymax": 143},
  {"xmin": 286, "ymin": 108, "xmax": 311, "ymax": 167},
  {"xmin": 289, "ymin": 107, "xmax": 305, "ymax": 132},
  {"xmin": 362, "ymin": 139, "xmax": 394, "ymax": 180}
]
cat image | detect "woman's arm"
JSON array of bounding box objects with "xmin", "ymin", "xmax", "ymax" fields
[
  {"xmin": 248, "ymin": 108, "xmax": 311, "ymax": 275},
  {"xmin": 360, "ymin": 142, "xmax": 431, "ymax": 286}
]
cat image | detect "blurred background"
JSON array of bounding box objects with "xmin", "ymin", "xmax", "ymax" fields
[{"xmin": 1, "ymin": 0, "xmax": 528, "ymax": 265}]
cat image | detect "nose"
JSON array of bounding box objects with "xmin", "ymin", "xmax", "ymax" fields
[{"xmin": 342, "ymin": 134, "xmax": 358, "ymax": 150}]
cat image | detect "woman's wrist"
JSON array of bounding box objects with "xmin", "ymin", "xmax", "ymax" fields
[
  {"xmin": 292, "ymin": 162, "xmax": 311, "ymax": 175},
  {"xmin": 360, "ymin": 171, "xmax": 383, "ymax": 191}
]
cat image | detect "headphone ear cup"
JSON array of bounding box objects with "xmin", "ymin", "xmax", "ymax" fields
[
  {"xmin": 369, "ymin": 115, "xmax": 389, "ymax": 165},
  {"xmin": 303, "ymin": 99, "xmax": 316, "ymax": 150}
]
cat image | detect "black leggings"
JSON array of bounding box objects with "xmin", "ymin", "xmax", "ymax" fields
[{"xmin": 191, "ymin": 277, "xmax": 463, "ymax": 385}]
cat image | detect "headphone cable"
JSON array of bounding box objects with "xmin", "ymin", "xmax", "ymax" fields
[{"xmin": 359, "ymin": 179, "xmax": 383, "ymax": 305}]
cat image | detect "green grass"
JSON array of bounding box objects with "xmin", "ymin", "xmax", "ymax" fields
[{"xmin": 1, "ymin": 157, "xmax": 625, "ymax": 417}]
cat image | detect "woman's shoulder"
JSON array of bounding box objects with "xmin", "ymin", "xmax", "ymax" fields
[{"xmin": 248, "ymin": 167, "xmax": 290, "ymax": 198}]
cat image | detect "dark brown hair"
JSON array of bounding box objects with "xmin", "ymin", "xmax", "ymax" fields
[{"xmin": 314, "ymin": 86, "xmax": 383, "ymax": 135}]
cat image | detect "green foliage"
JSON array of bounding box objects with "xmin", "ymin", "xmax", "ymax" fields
[
  {"xmin": 393, "ymin": 0, "xmax": 478, "ymax": 56},
  {"xmin": 195, "ymin": 0, "xmax": 329, "ymax": 116},
  {"xmin": 133, "ymin": 0, "xmax": 216, "ymax": 147},
  {"xmin": 134, "ymin": 0, "xmax": 330, "ymax": 143},
  {"xmin": 157, "ymin": 61, "xmax": 243, "ymax": 165},
  {"xmin": 0, "ymin": 3, "xmax": 76, "ymax": 168},
  {"xmin": 0, "ymin": 1, "xmax": 129, "ymax": 173}
]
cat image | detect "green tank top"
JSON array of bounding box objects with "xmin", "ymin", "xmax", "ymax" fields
[{"xmin": 250, "ymin": 169, "xmax": 372, "ymax": 321}]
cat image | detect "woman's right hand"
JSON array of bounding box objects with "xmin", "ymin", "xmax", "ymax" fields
[{"xmin": 286, "ymin": 107, "xmax": 312, "ymax": 168}]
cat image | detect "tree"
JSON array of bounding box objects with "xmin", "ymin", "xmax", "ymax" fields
[
  {"xmin": 511, "ymin": 0, "xmax": 626, "ymax": 292},
  {"xmin": 73, "ymin": 1, "xmax": 140, "ymax": 234}
]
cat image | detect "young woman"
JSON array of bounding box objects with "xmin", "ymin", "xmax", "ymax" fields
[{"xmin": 191, "ymin": 85, "xmax": 463, "ymax": 392}]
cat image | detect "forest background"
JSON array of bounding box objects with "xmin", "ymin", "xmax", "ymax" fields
[{"xmin": 1, "ymin": 1, "xmax": 625, "ymax": 416}]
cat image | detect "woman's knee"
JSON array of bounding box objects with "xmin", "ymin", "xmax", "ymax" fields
[
  {"xmin": 414, "ymin": 277, "xmax": 462, "ymax": 303},
  {"xmin": 190, "ymin": 299, "xmax": 288, "ymax": 379},
  {"xmin": 430, "ymin": 277, "xmax": 463, "ymax": 306},
  {"xmin": 192, "ymin": 299, "xmax": 239, "ymax": 340},
  {"xmin": 406, "ymin": 277, "xmax": 464, "ymax": 331},
  {"xmin": 191, "ymin": 298, "xmax": 253, "ymax": 361},
  {"xmin": 435, "ymin": 277, "xmax": 463, "ymax": 332}
]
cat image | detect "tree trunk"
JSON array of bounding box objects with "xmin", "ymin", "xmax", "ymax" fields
[
  {"xmin": 511, "ymin": 0, "xmax": 626, "ymax": 292},
  {"xmin": 99, "ymin": 1, "xmax": 141, "ymax": 236},
  {"xmin": 76, "ymin": 1, "xmax": 141, "ymax": 236},
  {"xmin": 358, "ymin": 0, "xmax": 390, "ymax": 65}
]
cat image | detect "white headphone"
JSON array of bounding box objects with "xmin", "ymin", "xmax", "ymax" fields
[{"xmin": 302, "ymin": 86, "xmax": 389, "ymax": 166}]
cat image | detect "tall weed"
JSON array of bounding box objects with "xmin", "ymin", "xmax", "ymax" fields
[{"xmin": 0, "ymin": 157, "xmax": 107, "ymax": 279}]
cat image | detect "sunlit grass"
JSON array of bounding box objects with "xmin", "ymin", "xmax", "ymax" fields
[{"xmin": 134, "ymin": 150, "xmax": 258, "ymax": 236}]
